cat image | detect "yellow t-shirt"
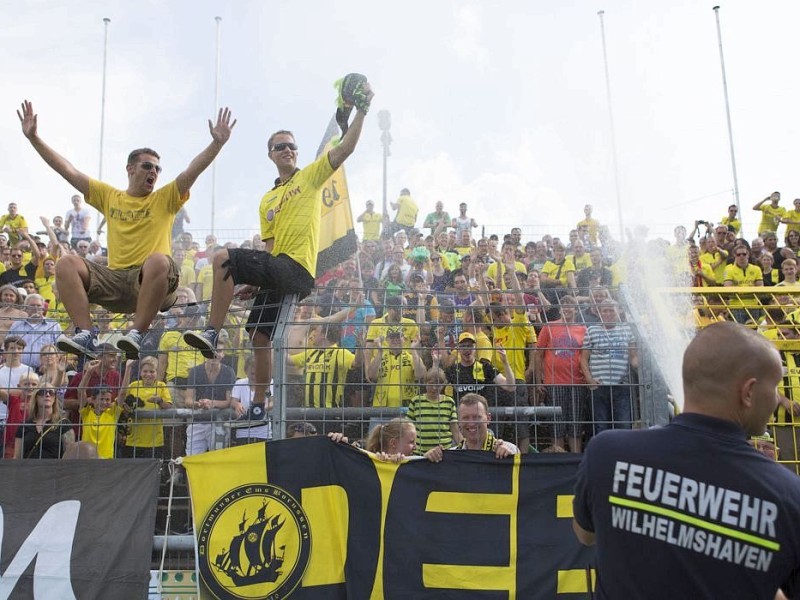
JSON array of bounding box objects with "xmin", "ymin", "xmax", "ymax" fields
[
  {"xmin": 576, "ymin": 217, "xmax": 600, "ymax": 244},
  {"xmin": 691, "ymin": 261, "xmax": 716, "ymax": 287},
  {"xmin": 361, "ymin": 212, "xmax": 383, "ymax": 241},
  {"xmin": 124, "ymin": 380, "xmax": 171, "ymax": 448},
  {"xmin": 0, "ymin": 214, "xmax": 28, "ymax": 245},
  {"xmin": 80, "ymin": 405, "xmax": 123, "ymax": 459},
  {"xmin": 35, "ymin": 274, "xmax": 56, "ymax": 306},
  {"xmin": 196, "ymin": 264, "xmax": 213, "ymax": 302},
  {"xmin": 87, "ymin": 179, "xmax": 187, "ymax": 269},
  {"xmin": 569, "ymin": 252, "xmax": 592, "ymax": 272},
  {"xmin": 373, "ymin": 350, "xmax": 419, "ymax": 407},
  {"xmin": 541, "ymin": 259, "xmax": 576, "ymax": 287},
  {"xmin": 758, "ymin": 205, "xmax": 786, "ymax": 235},
  {"xmin": 784, "ymin": 210, "xmax": 800, "ymax": 235},
  {"xmin": 699, "ymin": 251, "xmax": 728, "ymax": 284},
  {"xmin": 267, "ymin": 154, "xmax": 336, "ymax": 277},
  {"xmin": 394, "ymin": 195, "xmax": 418, "ymax": 227},
  {"xmin": 158, "ymin": 330, "xmax": 205, "ymax": 381},
  {"xmin": 179, "ymin": 263, "xmax": 196, "ymax": 288},
  {"xmin": 492, "ymin": 311, "xmax": 536, "ymax": 380},
  {"xmin": 289, "ymin": 345, "xmax": 355, "ymax": 408},
  {"xmin": 723, "ymin": 263, "xmax": 763, "ymax": 308},
  {"xmin": 720, "ymin": 215, "xmax": 741, "ymax": 234},
  {"xmin": 366, "ymin": 316, "xmax": 418, "ymax": 345},
  {"xmin": 486, "ymin": 261, "xmax": 527, "ymax": 290}
]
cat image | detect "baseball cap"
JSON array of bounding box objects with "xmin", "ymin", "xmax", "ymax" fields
[{"xmin": 458, "ymin": 332, "xmax": 476, "ymax": 344}]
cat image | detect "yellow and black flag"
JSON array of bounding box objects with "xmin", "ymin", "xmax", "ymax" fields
[
  {"xmin": 183, "ymin": 436, "xmax": 595, "ymax": 600},
  {"xmin": 314, "ymin": 116, "xmax": 358, "ymax": 277}
]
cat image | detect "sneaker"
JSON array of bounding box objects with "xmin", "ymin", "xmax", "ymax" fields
[
  {"xmin": 116, "ymin": 330, "xmax": 144, "ymax": 359},
  {"xmin": 56, "ymin": 329, "xmax": 98, "ymax": 358},
  {"xmin": 183, "ymin": 328, "xmax": 219, "ymax": 359}
]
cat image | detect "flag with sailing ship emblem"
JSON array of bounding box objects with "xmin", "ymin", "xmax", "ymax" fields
[
  {"xmin": 313, "ymin": 116, "xmax": 358, "ymax": 277},
  {"xmin": 183, "ymin": 436, "xmax": 595, "ymax": 599}
]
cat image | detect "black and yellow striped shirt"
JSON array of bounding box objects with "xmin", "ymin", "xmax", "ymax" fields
[{"xmin": 289, "ymin": 345, "xmax": 355, "ymax": 408}]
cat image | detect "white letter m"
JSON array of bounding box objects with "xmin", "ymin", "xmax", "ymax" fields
[{"xmin": 0, "ymin": 501, "xmax": 79, "ymax": 599}]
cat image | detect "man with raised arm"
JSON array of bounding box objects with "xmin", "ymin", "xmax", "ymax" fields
[
  {"xmin": 183, "ymin": 78, "xmax": 374, "ymax": 409},
  {"xmin": 17, "ymin": 100, "xmax": 235, "ymax": 359}
]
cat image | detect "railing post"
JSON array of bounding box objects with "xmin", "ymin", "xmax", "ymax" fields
[{"xmin": 271, "ymin": 293, "xmax": 299, "ymax": 440}]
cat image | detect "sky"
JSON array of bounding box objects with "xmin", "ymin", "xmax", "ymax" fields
[{"xmin": 3, "ymin": 0, "xmax": 799, "ymax": 246}]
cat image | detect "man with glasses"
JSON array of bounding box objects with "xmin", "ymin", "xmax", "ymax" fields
[
  {"xmin": 183, "ymin": 79, "xmax": 373, "ymax": 412},
  {"xmin": 724, "ymin": 245, "xmax": 764, "ymax": 324},
  {"xmin": 17, "ymin": 100, "xmax": 236, "ymax": 359},
  {"xmin": 74, "ymin": 240, "xmax": 90, "ymax": 258},
  {"xmin": 0, "ymin": 246, "xmax": 36, "ymax": 287},
  {"xmin": 719, "ymin": 203, "xmax": 741, "ymax": 235}
]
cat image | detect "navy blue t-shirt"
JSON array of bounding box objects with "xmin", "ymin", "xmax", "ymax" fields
[{"xmin": 573, "ymin": 413, "xmax": 800, "ymax": 599}]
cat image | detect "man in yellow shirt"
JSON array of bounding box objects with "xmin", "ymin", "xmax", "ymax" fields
[
  {"xmin": 288, "ymin": 324, "xmax": 359, "ymax": 408},
  {"xmin": 489, "ymin": 258, "xmax": 536, "ymax": 453},
  {"xmin": 781, "ymin": 198, "xmax": 800, "ymax": 236},
  {"xmin": 699, "ymin": 237, "xmax": 729, "ymax": 284},
  {"xmin": 753, "ymin": 191, "xmax": 786, "ymax": 236},
  {"xmin": 719, "ymin": 204, "xmax": 741, "ymax": 235},
  {"xmin": 723, "ymin": 245, "xmax": 763, "ymax": 324},
  {"xmin": 366, "ymin": 328, "xmax": 426, "ymax": 407},
  {"xmin": 389, "ymin": 188, "xmax": 418, "ymax": 236},
  {"xmin": 0, "ymin": 203, "xmax": 28, "ymax": 246},
  {"xmin": 540, "ymin": 245, "xmax": 577, "ymax": 289},
  {"xmin": 357, "ymin": 199, "xmax": 383, "ymax": 241},
  {"xmin": 184, "ymin": 78, "xmax": 374, "ymax": 410},
  {"xmin": 576, "ymin": 204, "xmax": 600, "ymax": 246},
  {"xmin": 18, "ymin": 100, "xmax": 236, "ymax": 360}
]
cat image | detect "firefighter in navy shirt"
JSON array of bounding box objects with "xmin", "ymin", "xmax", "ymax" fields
[{"xmin": 573, "ymin": 321, "xmax": 800, "ymax": 599}]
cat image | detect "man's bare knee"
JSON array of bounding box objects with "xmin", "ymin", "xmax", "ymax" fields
[
  {"xmin": 141, "ymin": 253, "xmax": 170, "ymax": 279},
  {"xmin": 55, "ymin": 255, "xmax": 89, "ymax": 286}
]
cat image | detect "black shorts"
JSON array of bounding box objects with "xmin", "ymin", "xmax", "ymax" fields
[
  {"xmin": 225, "ymin": 250, "xmax": 314, "ymax": 292},
  {"xmin": 224, "ymin": 250, "xmax": 314, "ymax": 338}
]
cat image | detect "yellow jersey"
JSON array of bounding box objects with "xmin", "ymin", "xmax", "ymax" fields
[
  {"xmin": 267, "ymin": 154, "xmax": 335, "ymax": 277},
  {"xmin": 87, "ymin": 179, "xmax": 187, "ymax": 269},
  {"xmin": 124, "ymin": 380, "xmax": 171, "ymax": 448}
]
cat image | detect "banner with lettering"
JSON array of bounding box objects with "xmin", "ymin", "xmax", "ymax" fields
[
  {"xmin": 183, "ymin": 437, "xmax": 596, "ymax": 600},
  {"xmin": 313, "ymin": 116, "xmax": 358, "ymax": 277},
  {"xmin": 0, "ymin": 460, "xmax": 160, "ymax": 599}
]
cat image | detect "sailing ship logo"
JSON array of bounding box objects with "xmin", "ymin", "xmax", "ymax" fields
[{"xmin": 198, "ymin": 484, "xmax": 311, "ymax": 599}]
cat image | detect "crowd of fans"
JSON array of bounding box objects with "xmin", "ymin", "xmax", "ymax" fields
[{"xmin": 0, "ymin": 189, "xmax": 799, "ymax": 473}]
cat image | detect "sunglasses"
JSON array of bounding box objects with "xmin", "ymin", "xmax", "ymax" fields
[
  {"xmin": 139, "ymin": 161, "xmax": 162, "ymax": 173},
  {"xmin": 36, "ymin": 389, "xmax": 55, "ymax": 397},
  {"xmin": 735, "ymin": 252, "xmax": 748, "ymax": 257},
  {"xmin": 271, "ymin": 142, "xmax": 298, "ymax": 152}
]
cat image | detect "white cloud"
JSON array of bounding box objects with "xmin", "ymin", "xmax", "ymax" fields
[{"xmin": 448, "ymin": 5, "xmax": 489, "ymax": 71}]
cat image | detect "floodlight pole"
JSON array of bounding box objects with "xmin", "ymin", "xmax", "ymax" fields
[
  {"xmin": 713, "ymin": 6, "xmax": 742, "ymax": 228},
  {"xmin": 378, "ymin": 110, "xmax": 392, "ymax": 232},
  {"xmin": 210, "ymin": 16, "xmax": 222, "ymax": 236},
  {"xmin": 598, "ymin": 10, "xmax": 625, "ymax": 243}
]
